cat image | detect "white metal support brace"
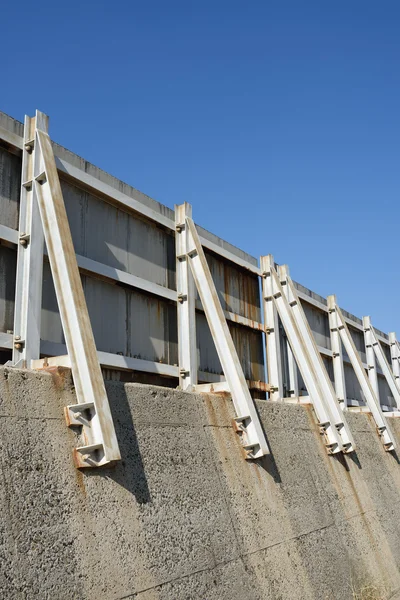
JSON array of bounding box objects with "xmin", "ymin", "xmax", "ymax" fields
[
  {"xmin": 327, "ymin": 296, "xmax": 348, "ymax": 409},
  {"xmin": 278, "ymin": 263, "xmax": 354, "ymax": 454},
  {"xmin": 12, "ymin": 111, "xmax": 47, "ymax": 367},
  {"xmin": 389, "ymin": 332, "xmax": 400, "ymax": 388},
  {"xmin": 175, "ymin": 203, "xmax": 197, "ymax": 390},
  {"xmin": 180, "ymin": 207, "xmax": 269, "ymax": 459},
  {"xmin": 261, "ymin": 255, "xmax": 283, "ymax": 401},
  {"xmin": 363, "ymin": 317, "xmax": 400, "ymax": 411},
  {"xmin": 363, "ymin": 316, "xmax": 381, "ymax": 405},
  {"xmin": 328, "ymin": 296, "xmax": 395, "ymax": 451},
  {"xmin": 260, "ymin": 256, "xmax": 345, "ymax": 454},
  {"xmin": 32, "ymin": 120, "xmax": 121, "ymax": 468}
]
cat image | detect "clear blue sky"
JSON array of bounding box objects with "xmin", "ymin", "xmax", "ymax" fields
[{"xmin": 2, "ymin": 1, "xmax": 399, "ymax": 333}]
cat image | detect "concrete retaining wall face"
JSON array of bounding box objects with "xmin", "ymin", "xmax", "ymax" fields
[{"xmin": 1, "ymin": 367, "xmax": 400, "ymax": 600}]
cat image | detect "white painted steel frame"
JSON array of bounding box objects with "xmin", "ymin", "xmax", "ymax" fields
[
  {"xmin": 12, "ymin": 112, "xmax": 47, "ymax": 367},
  {"xmin": 278, "ymin": 263, "xmax": 354, "ymax": 453},
  {"xmin": 1, "ymin": 119, "xmax": 263, "ymax": 276},
  {"xmin": 363, "ymin": 317, "xmax": 400, "ymax": 411},
  {"xmin": 175, "ymin": 203, "xmax": 197, "ymax": 390},
  {"xmin": 260, "ymin": 255, "xmax": 283, "ymax": 401},
  {"xmin": 261, "ymin": 257, "xmax": 342, "ymax": 453},
  {"xmin": 34, "ymin": 124, "xmax": 120, "ymax": 468},
  {"xmin": 328, "ymin": 297, "xmax": 395, "ymax": 451},
  {"xmin": 0, "ymin": 114, "xmax": 394, "ymax": 349},
  {"xmin": 0, "ymin": 114, "xmax": 396, "ymax": 427},
  {"xmin": 389, "ymin": 332, "xmax": 400, "ymax": 386},
  {"xmin": 327, "ymin": 296, "xmax": 348, "ymax": 409},
  {"xmin": 363, "ymin": 316, "xmax": 381, "ymax": 405},
  {"xmin": 183, "ymin": 211, "xmax": 269, "ymax": 459}
]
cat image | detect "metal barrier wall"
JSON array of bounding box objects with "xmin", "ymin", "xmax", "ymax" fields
[{"xmin": 0, "ymin": 109, "xmax": 396, "ymax": 411}]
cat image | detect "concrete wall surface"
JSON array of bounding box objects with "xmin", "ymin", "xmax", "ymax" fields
[{"xmin": 2, "ymin": 366, "xmax": 400, "ymax": 600}]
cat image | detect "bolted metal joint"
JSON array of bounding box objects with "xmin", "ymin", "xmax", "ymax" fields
[
  {"xmin": 24, "ymin": 141, "xmax": 34, "ymax": 153},
  {"xmin": 14, "ymin": 335, "xmax": 25, "ymax": 351},
  {"xmin": 19, "ymin": 233, "xmax": 30, "ymax": 247},
  {"xmin": 177, "ymin": 293, "xmax": 187, "ymax": 304}
]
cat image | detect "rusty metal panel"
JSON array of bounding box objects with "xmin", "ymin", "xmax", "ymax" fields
[
  {"xmin": 322, "ymin": 355, "xmax": 334, "ymax": 384},
  {"xmin": 0, "ymin": 245, "xmax": 16, "ymax": 333},
  {"xmin": 128, "ymin": 289, "xmax": 177, "ymax": 365},
  {"xmin": 378, "ymin": 374, "xmax": 395, "ymax": 408},
  {"xmin": 41, "ymin": 261, "xmax": 63, "ymax": 344},
  {"xmin": 60, "ymin": 178, "xmax": 176, "ymax": 289},
  {"xmin": 343, "ymin": 325, "xmax": 366, "ymax": 365},
  {"xmin": 194, "ymin": 250, "xmax": 264, "ymax": 385},
  {"xmin": 196, "ymin": 312, "xmax": 264, "ymax": 381},
  {"xmin": 344, "ymin": 362, "xmax": 365, "ymax": 405},
  {"xmin": 85, "ymin": 277, "xmax": 128, "ymax": 356},
  {"xmin": 61, "ymin": 179, "xmax": 87, "ymax": 255},
  {"xmin": 203, "ymin": 250, "xmax": 261, "ymax": 321},
  {"xmin": 381, "ymin": 341, "xmax": 392, "ymax": 364},
  {"xmin": 0, "ymin": 146, "xmax": 20, "ymax": 230},
  {"xmin": 42, "ymin": 261, "xmax": 178, "ymax": 366},
  {"xmin": 302, "ymin": 303, "xmax": 331, "ymax": 350}
]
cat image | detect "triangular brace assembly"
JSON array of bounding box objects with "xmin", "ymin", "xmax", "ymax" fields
[
  {"xmin": 11, "ymin": 112, "xmax": 121, "ymax": 468},
  {"xmin": 175, "ymin": 203, "xmax": 269, "ymax": 459},
  {"xmin": 261, "ymin": 255, "xmax": 355, "ymax": 455}
]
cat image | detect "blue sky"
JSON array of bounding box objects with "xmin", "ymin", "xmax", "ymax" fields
[{"xmin": 2, "ymin": 1, "xmax": 400, "ymax": 333}]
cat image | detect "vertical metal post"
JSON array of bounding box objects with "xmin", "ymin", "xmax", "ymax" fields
[
  {"xmin": 278, "ymin": 265, "xmax": 299, "ymax": 398},
  {"xmin": 260, "ymin": 255, "xmax": 283, "ymax": 401},
  {"xmin": 12, "ymin": 111, "xmax": 48, "ymax": 367},
  {"xmin": 328, "ymin": 295, "xmax": 348, "ymax": 409},
  {"xmin": 175, "ymin": 203, "xmax": 197, "ymax": 390},
  {"xmin": 389, "ymin": 332, "xmax": 400, "ymax": 388},
  {"xmin": 363, "ymin": 316, "xmax": 380, "ymax": 403}
]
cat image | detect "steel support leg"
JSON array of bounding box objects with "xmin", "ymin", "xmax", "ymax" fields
[
  {"xmin": 12, "ymin": 111, "xmax": 47, "ymax": 367},
  {"xmin": 328, "ymin": 295, "xmax": 348, "ymax": 409},
  {"xmin": 260, "ymin": 255, "xmax": 283, "ymax": 401},
  {"xmin": 389, "ymin": 332, "xmax": 400, "ymax": 389},
  {"xmin": 34, "ymin": 125, "xmax": 121, "ymax": 467},
  {"xmin": 183, "ymin": 211, "xmax": 269, "ymax": 459},
  {"xmin": 175, "ymin": 203, "xmax": 197, "ymax": 390}
]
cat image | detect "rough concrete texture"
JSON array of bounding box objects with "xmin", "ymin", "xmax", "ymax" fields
[{"xmin": 2, "ymin": 367, "xmax": 400, "ymax": 599}]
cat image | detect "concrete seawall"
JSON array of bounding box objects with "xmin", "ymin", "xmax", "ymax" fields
[{"xmin": 1, "ymin": 366, "xmax": 400, "ymax": 599}]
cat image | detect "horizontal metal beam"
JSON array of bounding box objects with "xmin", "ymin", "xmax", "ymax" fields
[
  {"xmin": 0, "ymin": 125, "xmax": 24, "ymax": 150},
  {"xmin": 194, "ymin": 380, "xmax": 270, "ymax": 394},
  {"xmin": 0, "ymin": 224, "xmax": 263, "ymax": 331},
  {"xmin": 296, "ymin": 288, "xmax": 389, "ymax": 346},
  {"xmin": 0, "ymin": 125, "xmax": 262, "ymax": 274},
  {"xmin": 30, "ymin": 348, "xmax": 266, "ymax": 391},
  {"xmin": 0, "ymin": 224, "xmax": 18, "ymax": 245},
  {"xmin": 0, "ymin": 332, "xmax": 13, "ymax": 350}
]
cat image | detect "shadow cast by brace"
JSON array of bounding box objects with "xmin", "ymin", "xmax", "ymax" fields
[{"xmin": 80, "ymin": 381, "xmax": 151, "ymax": 504}]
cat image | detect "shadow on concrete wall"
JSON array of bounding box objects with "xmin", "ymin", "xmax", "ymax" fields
[{"xmin": 80, "ymin": 384, "xmax": 151, "ymax": 504}]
